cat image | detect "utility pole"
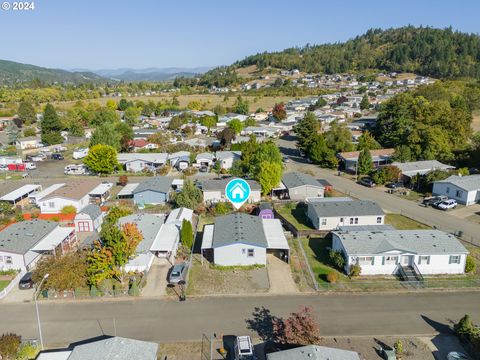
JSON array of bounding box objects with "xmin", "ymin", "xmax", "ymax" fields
[{"xmin": 34, "ymin": 273, "xmax": 49, "ymax": 350}]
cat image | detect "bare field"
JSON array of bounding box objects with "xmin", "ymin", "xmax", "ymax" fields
[{"xmin": 53, "ymin": 94, "xmax": 294, "ymax": 113}]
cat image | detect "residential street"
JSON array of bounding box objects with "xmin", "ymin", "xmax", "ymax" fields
[
  {"xmin": 277, "ymin": 137, "xmax": 480, "ymax": 246},
  {"xmin": 0, "ymin": 292, "xmax": 479, "ymax": 347}
]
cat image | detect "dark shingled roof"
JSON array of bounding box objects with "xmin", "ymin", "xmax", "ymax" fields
[
  {"xmin": 78, "ymin": 204, "xmax": 102, "ymax": 220},
  {"xmin": 212, "ymin": 213, "xmax": 268, "ymax": 248},
  {"xmin": 0, "ymin": 220, "xmax": 57, "ymax": 254}
]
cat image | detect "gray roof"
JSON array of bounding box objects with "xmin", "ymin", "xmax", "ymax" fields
[
  {"xmin": 282, "ymin": 171, "xmax": 324, "ymax": 189},
  {"xmin": 215, "ymin": 151, "xmax": 241, "ymax": 160},
  {"xmin": 78, "ymin": 204, "xmax": 102, "ymax": 220},
  {"xmin": 337, "ymin": 224, "xmax": 395, "ymax": 232},
  {"xmin": 67, "ymin": 336, "xmax": 158, "ymax": 360},
  {"xmin": 0, "ymin": 220, "xmax": 57, "ymax": 254},
  {"xmin": 392, "ymin": 160, "xmax": 454, "ymax": 177},
  {"xmin": 196, "ymin": 152, "xmax": 214, "ymax": 161},
  {"xmin": 118, "ymin": 214, "xmax": 165, "ymax": 253},
  {"xmin": 267, "ymin": 345, "xmax": 360, "ymax": 360},
  {"xmin": 309, "ymin": 200, "xmax": 384, "ymax": 218},
  {"xmin": 212, "ymin": 213, "xmax": 268, "ymax": 248},
  {"xmin": 436, "ymin": 175, "xmax": 480, "ymax": 191},
  {"xmin": 133, "ymin": 176, "xmax": 174, "ymax": 195},
  {"xmin": 202, "ymin": 178, "xmax": 261, "ymax": 192},
  {"xmin": 333, "ymin": 230, "xmax": 468, "ymax": 256}
]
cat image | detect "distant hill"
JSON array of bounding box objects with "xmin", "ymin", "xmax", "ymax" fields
[
  {"xmin": 0, "ymin": 59, "xmax": 106, "ymax": 85},
  {"xmin": 197, "ymin": 26, "xmax": 480, "ymax": 87}
]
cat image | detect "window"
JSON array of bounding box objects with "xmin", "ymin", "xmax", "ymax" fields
[
  {"xmin": 241, "ymin": 249, "xmax": 246, "ymax": 254},
  {"xmin": 376, "ymin": 217, "xmax": 382, "ymax": 224},
  {"xmin": 455, "ymin": 190, "xmax": 463, "ymax": 198},
  {"xmin": 247, "ymin": 249, "xmax": 254, "ymax": 257},
  {"xmin": 5, "ymin": 256, "xmax": 12, "ymax": 264},
  {"xmin": 418, "ymin": 256, "xmax": 430, "ymax": 265},
  {"xmin": 0, "ymin": 256, "xmax": 3, "ymax": 262},
  {"xmin": 449, "ymin": 255, "xmax": 461, "ymax": 264},
  {"xmin": 383, "ymin": 256, "xmax": 398, "ymax": 265},
  {"xmin": 357, "ymin": 256, "xmax": 373, "ymax": 265},
  {"xmin": 321, "ymin": 218, "xmax": 327, "ymax": 226},
  {"xmin": 349, "ymin": 218, "xmax": 354, "ymax": 225},
  {"xmin": 340, "ymin": 218, "xmax": 344, "ymax": 223},
  {"xmin": 354, "ymin": 217, "xmax": 359, "ymax": 224},
  {"xmin": 446, "ymin": 187, "xmax": 450, "ymax": 194},
  {"xmin": 49, "ymin": 202, "xmax": 55, "ymax": 208}
]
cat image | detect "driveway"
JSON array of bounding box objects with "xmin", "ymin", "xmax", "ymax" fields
[
  {"xmin": 267, "ymin": 254, "xmax": 298, "ymax": 294},
  {"xmin": 1, "ymin": 284, "xmax": 34, "ymax": 304},
  {"xmin": 141, "ymin": 257, "xmax": 170, "ymax": 297}
]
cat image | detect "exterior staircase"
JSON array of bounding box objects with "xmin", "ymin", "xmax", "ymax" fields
[{"xmin": 398, "ymin": 264, "xmax": 424, "ymax": 288}]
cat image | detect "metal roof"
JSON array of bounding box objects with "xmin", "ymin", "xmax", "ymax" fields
[
  {"xmin": 133, "ymin": 176, "xmax": 174, "ymax": 195},
  {"xmin": 31, "ymin": 227, "xmax": 74, "ymax": 251},
  {"xmin": 117, "ymin": 153, "xmax": 168, "ymax": 164},
  {"xmin": 202, "ymin": 178, "xmax": 261, "ymax": 192},
  {"xmin": 282, "ymin": 172, "xmax": 324, "ymax": 189},
  {"xmin": 201, "ymin": 224, "xmax": 214, "ymax": 250},
  {"xmin": 436, "ymin": 174, "xmax": 480, "ymax": 191},
  {"xmin": 212, "ymin": 213, "xmax": 268, "ymax": 248},
  {"xmin": 309, "ymin": 200, "xmax": 384, "ymax": 218},
  {"xmin": 338, "ymin": 224, "xmax": 395, "ymax": 232},
  {"xmin": 196, "ymin": 152, "xmax": 214, "ymax": 161},
  {"xmin": 66, "ymin": 336, "xmax": 158, "ymax": 360},
  {"xmin": 262, "ymin": 219, "xmax": 289, "ymax": 250},
  {"xmin": 267, "ymin": 345, "xmax": 360, "ymax": 360},
  {"xmin": 29, "ymin": 183, "xmax": 65, "ymax": 203},
  {"xmin": 0, "ymin": 184, "xmax": 42, "ymax": 202},
  {"xmin": 117, "ymin": 183, "xmax": 139, "ymax": 197},
  {"xmin": 150, "ymin": 223, "xmax": 180, "ymax": 252},
  {"xmin": 41, "ymin": 180, "xmax": 101, "ymax": 201},
  {"xmin": 333, "ymin": 230, "xmax": 469, "ymax": 256},
  {"xmin": 89, "ymin": 183, "xmax": 113, "ymax": 196},
  {"xmin": 166, "ymin": 207, "xmax": 193, "ymax": 225},
  {"xmin": 118, "ymin": 214, "xmax": 165, "ymax": 253},
  {"xmin": 392, "ymin": 160, "xmax": 455, "ymax": 177},
  {"xmin": 0, "ymin": 220, "xmax": 58, "ymax": 254},
  {"xmin": 215, "ymin": 151, "xmax": 242, "ymax": 160}
]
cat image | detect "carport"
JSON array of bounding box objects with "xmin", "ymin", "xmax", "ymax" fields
[
  {"xmin": 200, "ymin": 224, "xmax": 214, "ymax": 264},
  {"xmin": 263, "ymin": 219, "xmax": 290, "ymax": 263},
  {"xmin": 0, "ymin": 184, "xmax": 42, "ymax": 205},
  {"xmin": 117, "ymin": 183, "xmax": 139, "ymax": 199}
]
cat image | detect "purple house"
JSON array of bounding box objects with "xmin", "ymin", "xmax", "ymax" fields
[{"xmin": 257, "ymin": 202, "xmax": 274, "ymax": 219}]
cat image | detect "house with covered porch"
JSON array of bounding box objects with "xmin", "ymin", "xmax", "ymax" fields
[{"xmin": 338, "ymin": 148, "xmax": 395, "ymax": 172}]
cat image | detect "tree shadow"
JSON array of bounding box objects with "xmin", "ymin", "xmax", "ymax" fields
[{"xmin": 245, "ymin": 306, "xmax": 283, "ymax": 342}]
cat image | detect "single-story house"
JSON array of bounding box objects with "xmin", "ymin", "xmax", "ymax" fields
[
  {"xmin": 201, "ymin": 178, "xmax": 262, "ymax": 204},
  {"xmin": 338, "ymin": 148, "xmax": 395, "ymax": 172},
  {"xmin": 201, "ymin": 213, "xmax": 289, "ymax": 266},
  {"xmin": 133, "ymin": 176, "xmax": 174, "ymax": 206},
  {"xmin": 392, "ymin": 160, "xmax": 455, "ymax": 182},
  {"xmin": 129, "ymin": 139, "xmax": 158, "ymax": 151},
  {"xmin": 117, "ymin": 183, "xmax": 140, "ymax": 199},
  {"xmin": 37, "ymin": 180, "xmax": 106, "ymax": 214},
  {"xmin": 267, "ymin": 345, "xmax": 360, "ymax": 360},
  {"xmin": 0, "ymin": 220, "xmax": 77, "ymax": 271},
  {"xmin": 74, "ymin": 204, "xmax": 104, "ymax": 233},
  {"xmin": 256, "ymin": 202, "xmax": 274, "ymax": 219},
  {"xmin": 16, "ymin": 136, "xmax": 42, "ymax": 150},
  {"xmin": 36, "ymin": 336, "xmax": 158, "ymax": 360},
  {"xmin": 168, "ymin": 151, "xmax": 190, "ymax": 170},
  {"xmin": 332, "ymin": 229, "xmax": 469, "ymax": 276},
  {"xmin": 307, "ymin": 200, "xmax": 385, "ymax": 230},
  {"xmin": 275, "ymin": 171, "xmax": 325, "ymax": 200},
  {"xmin": 432, "ymin": 175, "xmax": 480, "ymax": 206},
  {"xmin": 165, "ymin": 207, "xmax": 194, "ymax": 225},
  {"xmin": 117, "ymin": 153, "xmax": 168, "ymax": 173},
  {"xmin": 215, "ymin": 151, "xmax": 242, "ymax": 169},
  {"xmin": 28, "ymin": 183, "xmax": 65, "ymax": 205},
  {"xmin": 195, "ymin": 152, "xmax": 215, "ymax": 167},
  {"xmin": 0, "ymin": 184, "xmax": 42, "ymax": 205}
]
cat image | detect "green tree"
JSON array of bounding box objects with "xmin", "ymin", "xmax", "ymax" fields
[
  {"xmin": 90, "ymin": 107, "xmax": 119, "ymax": 127},
  {"xmin": 213, "ymin": 104, "xmax": 226, "ymax": 116},
  {"xmin": 233, "ymin": 96, "xmax": 249, "ymax": 115},
  {"xmin": 244, "ymin": 118, "xmax": 256, "ymax": 127},
  {"xmin": 465, "ymin": 255, "xmax": 476, "ymax": 273},
  {"xmin": 87, "ymin": 241, "xmax": 115, "ymax": 286},
  {"xmin": 41, "ymin": 103, "xmax": 63, "ymax": 145},
  {"xmin": 324, "ymin": 121, "xmax": 354, "ymax": 153},
  {"xmin": 173, "ymin": 179, "xmax": 203, "ymax": 209},
  {"xmin": 124, "ymin": 106, "xmax": 141, "ymax": 126},
  {"xmin": 84, "ymin": 144, "xmax": 119, "ymax": 174},
  {"xmin": 17, "ymin": 100, "xmax": 36, "ymax": 125},
  {"xmin": 106, "ymin": 99, "xmax": 117, "ymax": 110},
  {"xmin": 357, "ymin": 130, "xmax": 381, "ymax": 151},
  {"xmin": 6, "ymin": 122, "xmax": 19, "ymax": 145},
  {"xmin": 217, "ymin": 127, "xmax": 236, "ymax": 147},
  {"xmin": 258, "ymin": 161, "xmax": 282, "ymax": 195},
  {"xmin": 357, "ymin": 149, "xmax": 373, "ymax": 175},
  {"xmin": 180, "ymin": 219, "xmax": 194, "ymax": 249},
  {"xmin": 116, "ymin": 122, "xmax": 134, "ymax": 152},
  {"xmin": 200, "ymin": 115, "xmax": 217, "ymax": 130},
  {"xmin": 360, "ymin": 94, "xmax": 370, "ymax": 110},
  {"xmin": 0, "ymin": 333, "xmax": 21, "ymax": 360},
  {"xmin": 22, "ymin": 126, "xmax": 36, "ymax": 137},
  {"xmin": 118, "ymin": 98, "xmax": 129, "ymax": 111},
  {"xmin": 104, "ymin": 205, "xmax": 133, "ymax": 225},
  {"xmin": 228, "ymin": 119, "xmax": 244, "ymax": 134},
  {"xmin": 294, "ymin": 112, "xmax": 320, "ymax": 155},
  {"xmin": 393, "ymin": 145, "xmax": 412, "ymax": 162},
  {"xmin": 90, "ymin": 122, "xmax": 121, "ymax": 151},
  {"xmin": 309, "ymin": 136, "xmax": 338, "ymax": 168}
]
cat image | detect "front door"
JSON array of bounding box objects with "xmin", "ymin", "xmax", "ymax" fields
[{"xmin": 401, "ymin": 255, "xmax": 413, "ymax": 266}]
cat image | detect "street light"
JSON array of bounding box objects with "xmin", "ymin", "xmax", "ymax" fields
[{"xmin": 34, "ymin": 273, "xmax": 49, "ymax": 350}]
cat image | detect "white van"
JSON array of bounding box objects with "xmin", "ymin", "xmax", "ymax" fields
[
  {"xmin": 25, "ymin": 162, "xmax": 37, "ymax": 170},
  {"xmin": 234, "ymin": 336, "xmax": 255, "ymax": 360},
  {"xmin": 64, "ymin": 164, "xmax": 87, "ymax": 175},
  {"xmin": 73, "ymin": 148, "xmax": 89, "ymax": 160}
]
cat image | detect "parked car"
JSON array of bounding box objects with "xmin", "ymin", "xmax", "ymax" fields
[
  {"xmin": 385, "ymin": 181, "xmax": 404, "ymax": 189},
  {"xmin": 18, "ymin": 272, "xmax": 34, "ymax": 290},
  {"xmin": 447, "ymin": 352, "xmax": 470, "ymax": 360},
  {"xmin": 168, "ymin": 263, "xmax": 188, "ymax": 284},
  {"xmin": 234, "ymin": 336, "xmax": 255, "ymax": 360},
  {"xmin": 199, "ymin": 166, "xmax": 208, "ymax": 173},
  {"xmin": 72, "ymin": 147, "xmax": 89, "ymax": 160},
  {"xmin": 436, "ymin": 199, "xmax": 458, "ymax": 210},
  {"xmin": 358, "ymin": 177, "xmax": 375, "ymax": 187},
  {"xmin": 53, "ymin": 145, "xmax": 67, "ymax": 152},
  {"xmin": 25, "ymin": 162, "xmax": 36, "ymax": 170},
  {"xmin": 51, "ymin": 153, "xmax": 64, "ymax": 160},
  {"xmin": 422, "ymin": 196, "xmax": 448, "ymax": 207},
  {"xmin": 282, "ymin": 156, "xmax": 290, "ymax": 163}
]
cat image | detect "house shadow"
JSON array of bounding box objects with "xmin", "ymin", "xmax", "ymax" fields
[
  {"xmin": 245, "ymin": 306, "xmax": 283, "ymax": 343},
  {"xmin": 35, "ymin": 335, "xmax": 114, "ymax": 359},
  {"xmin": 421, "ymin": 315, "xmax": 470, "ymax": 360}
]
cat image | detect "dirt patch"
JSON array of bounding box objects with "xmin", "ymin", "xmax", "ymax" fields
[
  {"xmin": 187, "ymin": 260, "xmax": 269, "ymax": 295},
  {"xmin": 158, "ymin": 341, "xmax": 204, "ymax": 360}
]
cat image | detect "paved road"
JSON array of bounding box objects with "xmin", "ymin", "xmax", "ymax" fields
[
  {"xmin": 278, "ymin": 137, "xmax": 480, "ymax": 246},
  {"xmin": 0, "ymin": 292, "xmax": 478, "ymax": 347}
]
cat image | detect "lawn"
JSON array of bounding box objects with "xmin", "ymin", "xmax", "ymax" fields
[
  {"xmin": 385, "ymin": 213, "xmax": 430, "ymax": 230},
  {"xmin": 275, "ymin": 203, "xmax": 314, "ymax": 231},
  {"xmin": 0, "ymin": 280, "xmax": 11, "ymax": 291}
]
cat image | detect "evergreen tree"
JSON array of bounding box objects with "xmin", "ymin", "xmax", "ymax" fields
[
  {"xmin": 6, "ymin": 122, "xmax": 19, "ymax": 145},
  {"xmin": 360, "ymin": 94, "xmax": 370, "ymax": 110},
  {"xmin": 89, "ymin": 122, "xmax": 121, "ymax": 151},
  {"xmin": 180, "ymin": 219, "xmax": 194, "ymax": 249},
  {"xmin": 357, "ymin": 149, "xmax": 373, "ymax": 175},
  {"xmin": 17, "ymin": 100, "xmax": 36, "ymax": 125},
  {"xmin": 41, "ymin": 103, "xmax": 63, "ymax": 145}
]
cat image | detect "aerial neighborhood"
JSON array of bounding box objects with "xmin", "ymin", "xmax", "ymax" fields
[{"xmin": 0, "ymin": 13, "xmax": 479, "ymax": 360}]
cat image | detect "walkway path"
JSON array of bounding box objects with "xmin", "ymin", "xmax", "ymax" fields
[
  {"xmin": 141, "ymin": 257, "xmax": 170, "ymax": 297},
  {"xmin": 267, "ymin": 254, "xmax": 298, "ymax": 294}
]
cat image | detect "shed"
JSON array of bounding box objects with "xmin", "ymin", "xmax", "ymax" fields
[{"xmin": 74, "ymin": 204, "xmax": 104, "ymax": 232}]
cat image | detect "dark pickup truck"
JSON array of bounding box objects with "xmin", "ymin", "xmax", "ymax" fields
[{"xmin": 422, "ymin": 195, "xmax": 448, "ymax": 207}]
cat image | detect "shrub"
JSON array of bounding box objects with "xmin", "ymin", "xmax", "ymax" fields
[
  {"xmin": 16, "ymin": 342, "xmax": 39, "ymax": 360},
  {"xmin": 465, "ymin": 255, "xmax": 476, "ymax": 273},
  {"xmin": 183, "ymin": 167, "xmax": 198, "ymax": 176},
  {"xmin": 0, "ymin": 333, "xmax": 21, "ymax": 359},
  {"xmin": 394, "ymin": 340, "xmax": 403, "ymax": 355},
  {"xmin": 50, "ymin": 216, "xmax": 60, "ymax": 222},
  {"xmin": 157, "ymin": 164, "xmax": 171, "ymax": 176},
  {"xmin": 326, "ymin": 272, "xmax": 338, "ymax": 283},
  {"xmin": 128, "ymin": 282, "xmax": 140, "ymax": 296},
  {"xmin": 118, "ymin": 175, "xmax": 128, "ymax": 186},
  {"xmin": 349, "ymin": 264, "xmax": 361, "ymax": 277},
  {"xmin": 329, "ymin": 250, "xmax": 345, "ymax": 270},
  {"xmin": 215, "ymin": 201, "xmax": 233, "ymax": 215},
  {"xmin": 61, "ymin": 205, "xmax": 77, "ymax": 215}
]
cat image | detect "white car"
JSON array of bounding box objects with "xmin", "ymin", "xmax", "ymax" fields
[
  {"xmin": 25, "ymin": 162, "xmax": 36, "ymax": 170},
  {"xmin": 234, "ymin": 336, "xmax": 255, "ymax": 360},
  {"xmin": 437, "ymin": 199, "xmax": 457, "ymax": 210}
]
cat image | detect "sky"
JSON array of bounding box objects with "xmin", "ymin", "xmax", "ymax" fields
[{"xmin": 1, "ymin": 0, "xmax": 479, "ymax": 70}]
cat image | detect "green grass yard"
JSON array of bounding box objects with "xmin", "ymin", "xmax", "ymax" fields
[
  {"xmin": 275, "ymin": 203, "xmax": 313, "ymax": 231},
  {"xmin": 0, "ymin": 280, "xmax": 11, "ymax": 291},
  {"xmin": 385, "ymin": 214, "xmax": 430, "ymax": 230}
]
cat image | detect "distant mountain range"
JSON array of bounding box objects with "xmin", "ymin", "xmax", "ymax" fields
[{"xmin": 71, "ymin": 66, "xmax": 213, "ymax": 81}]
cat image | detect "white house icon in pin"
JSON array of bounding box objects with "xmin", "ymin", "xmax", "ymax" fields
[{"xmin": 230, "ymin": 183, "xmax": 246, "ymax": 200}]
